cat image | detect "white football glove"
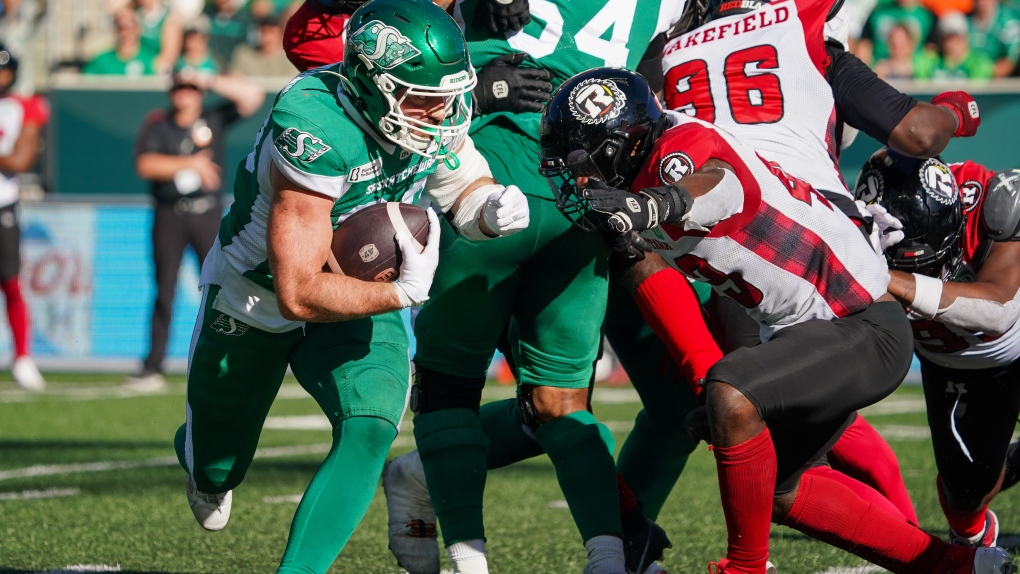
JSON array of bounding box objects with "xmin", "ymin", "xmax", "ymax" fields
[
  {"xmin": 857, "ymin": 200, "xmax": 905, "ymax": 253},
  {"xmin": 393, "ymin": 209, "xmax": 442, "ymax": 308},
  {"xmin": 482, "ymin": 184, "xmax": 529, "ymax": 237}
]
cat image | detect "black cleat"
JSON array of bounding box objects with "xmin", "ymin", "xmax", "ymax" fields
[{"xmin": 623, "ymin": 514, "xmax": 672, "ymax": 574}]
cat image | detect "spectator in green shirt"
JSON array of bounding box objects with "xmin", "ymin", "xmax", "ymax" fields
[
  {"xmin": 82, "ymin": 8, "xmax": 158, "ymax": 77},
  {"xmin": 202, "ymin": 0, "xmax": 252, "ymax": 67},
  {"xmin": 969, "ymin": 0, "xmax": 1020, "ymax": 76},
  {"xmin": 176, "ymin": 16, "xmax": 220, "ymax": 76},
  {"xmin": 135, "ymin": 0, "xmax": 185, "ymax": 74},
  {"xmin": 915, "ymin": 11, "xmax": 996, "ymax": 78},
  {"xmin": 859, "ymin": 0, "xmax": 939, "ymax": 65},
  {"xmin": 875, "ymin": 21, "xmax": 925, "ymax": 78}
]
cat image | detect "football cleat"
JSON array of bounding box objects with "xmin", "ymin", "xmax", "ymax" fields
[
  {"xmin": 1001, "ymin": 439, "xmax": 1020, "ymax": 493},
  {"xmin": 972, "ymin": 546, "xmax": 1017, "ymax": 574},
  {"xmin": 951, "ymin": 509, "xmax": 1000, "ymax": 548},
  {"xmin": 383, "ymin": 450, "xmax": 440, "ymax": 574},
  {"xmin": 623, "ymin": 515, "xmax": 672, "ymax": 574},
  {"xmin": 185, "ymin": 474, "xmax": 231, "ymax": 531},
  {"xmin": 12, "ymin": 356, "xmax": 45, "ymax": 391}
]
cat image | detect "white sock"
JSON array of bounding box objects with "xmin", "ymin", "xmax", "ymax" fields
[
  {"xmin": 585, "ymin": 534, "xmax": 625, "ymax": 574},
  {"xmin": 449, "ymin": 539, "xmax": 488, "ymax": 574}
]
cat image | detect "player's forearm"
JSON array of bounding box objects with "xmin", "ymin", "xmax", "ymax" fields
[
  {"xmin": 211, "ymin": 75, "xmax": 266, "ymax": 117},
  {"xmin": 275, "ymin": 273, "xmax": 403, "ymax": 322},
  {"xmin": 888, "ymin": 104, "xmax": 955, "ymax": 158},
  {"xmin": 136, "ymin": 153, "xmax": 198, "ymax": 181}
]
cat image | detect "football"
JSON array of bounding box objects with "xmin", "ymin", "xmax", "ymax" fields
[{"xmin": 326, "ymin": 202, "xmax": 431, "ymax": 282}]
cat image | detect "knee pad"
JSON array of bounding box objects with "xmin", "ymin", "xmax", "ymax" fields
[{"xmin": 410, "ymin": 366, "xmax": 484, "ymax": 415}]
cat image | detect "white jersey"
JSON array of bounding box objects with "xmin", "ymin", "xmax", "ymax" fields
[
  {"xmin": 661, "ymin": 0, "xmax": 849, "ymax": 199},
  {"xmin": 0, "ymin": 95, "xmax": 46, "ymax": 208},
  {"xmin": 636, "ymin": 112, "xmax": 889, "ymax": 342}
]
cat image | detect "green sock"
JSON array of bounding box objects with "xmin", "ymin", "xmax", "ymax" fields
[
  {"xmin": 616, "ymin": 408, "xmax": 696, "ymax": 520},
  {"xmin": 413, "ymin": 408, "xmax": 489, "ymax": 544},
  {"xmin": 276, "ymin": 416, "xmax": 396, "ymax": 574},
  {"xmin": 480, "ymin": 398, "xmax": 545, "ymax": 470},
  {"xmin": 535, "ymin": 410, "xmax": 621, "ymax": 541}
]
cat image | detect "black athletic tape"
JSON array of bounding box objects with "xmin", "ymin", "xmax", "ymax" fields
[{"xmin": 411, "ymin": 367, "xmax": 484, "ymax": 414}]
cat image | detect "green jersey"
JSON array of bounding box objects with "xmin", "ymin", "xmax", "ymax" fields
[
  {"xmin": 219, "ymin": 64, "xmax": 438, "ymax": 292},
  {"xmin": 970, "ymin": 7, "xmax": 1020, "ymax": 64},
  {"xmin": 82, "ymin": 48, "xmax": 157, "ymax": 76},
  {"xmin": 453, "ymin": 0, "xmax": 685, "ymax": 139}
]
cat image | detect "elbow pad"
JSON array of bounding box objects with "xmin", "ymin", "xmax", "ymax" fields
[{"xmin": 936, "ymin": 289, "xmax": 1020, "ymax": 336}]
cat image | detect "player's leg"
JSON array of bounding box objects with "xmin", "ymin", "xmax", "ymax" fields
[
  {"xmin": 605, "ymin": 279, "xmax": 699, "ymax": 520},
  {"xmin": 828, "ymin": 414, "xmax": 919, "ymax": 525},
  {"xmin": 406, "ymin": 206, "xmax": 528, "ymax": 572},
  {"xmin": 277, "ymin": 312, "xmax": 410, "ymax": 574},
  {"xmin": 0, "ymin": 203, "xmax": 41, "ymax": 390},
  {"xmin": 719, "ymin": 302, "xmax": 996, "ymax": 574},
  {"xmin": 511, "ymin": 196, "xmax": 623, "ymax": 572},
  {"xmin": 174, "ymin": 284, "xmax": 303, "ymax": 529},
  {"xmin": 921, "ymin": 357, "xmax": 1020, "ymax": 547},
  {"xmin": 186, "ymin": 206, "xmax": 222, "ymax": 266}
]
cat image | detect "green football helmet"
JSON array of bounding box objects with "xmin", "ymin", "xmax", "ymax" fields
[{"xmin": 344, "ymin": 0, "xmax": 476, "ymax": 160}]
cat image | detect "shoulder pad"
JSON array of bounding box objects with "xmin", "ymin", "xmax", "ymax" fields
[{"xmin": 982, "ymin": 169, "xmax": 1020, "ymax": 241}]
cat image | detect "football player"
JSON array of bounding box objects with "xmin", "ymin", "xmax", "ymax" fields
[
  {"xmin": 541, "ymin": 67, "xmax": 1016, "ymax": 574},
  {"xmin": 172, "ymin": 1, "xmax": 528, "ymax": 572},
  {"xmin": 858, "ymin": 151, "xmax": 1020, "ymax": 550}
]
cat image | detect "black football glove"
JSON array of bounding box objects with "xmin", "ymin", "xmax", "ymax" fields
[
  {"xmin": 473, "ymin": 53, "xmax": 553, "ymax": 116},
  {"xmin": 475, "ymin": 0, "xmax": 531, "ymax": 33},
  {"xmin": 583, "ymin": 179, "xmax": 692, "ymax": 233},
  {"xmin": 610, "ymin": 229, "xmax": 650, "ymax": 263}
]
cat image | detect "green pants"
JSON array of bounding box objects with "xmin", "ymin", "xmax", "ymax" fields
[
  {"xmin": 175, "ymin": 284, "xmax": 410, "ymax": 573},
  {"xmin": 415, "ymin": 122, "xmax": 610, "ymax": 388}
]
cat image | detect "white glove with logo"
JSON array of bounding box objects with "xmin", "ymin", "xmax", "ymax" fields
[
  {"xmin": 858, "ymin": 200, "xmax": 905, "ymax": 253},
  {"xmin": 393, "ymin": 209, "xmax": 442, "ymax": 308},
  {"xmin": 482, "ymin": 184, "xmax": 530, "ymax": 237}
]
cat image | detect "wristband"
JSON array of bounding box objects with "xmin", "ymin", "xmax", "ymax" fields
[{"xmin": 909, "ymin": 273, "xmax": 943, "ymax": 319}]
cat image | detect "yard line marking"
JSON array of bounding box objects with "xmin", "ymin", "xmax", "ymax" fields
[
  {"xmin": 873, "ymin": 425, "xmax": 931, "ymax": 441},
  {"xmin": 265, "ymin": 416, "xmax": 332, "ymax": 430},
  {"xmin": 548, "ymin": 500, "xmax": 569, "ymax": 509},
  {"xmin": 0, "ymin": 438, "xmax": 417, "ymax": 482},
  {"xmin": 264, "ymin": 494, "xmax": 304, "ymax": 504},
  {"xmin": 37, "ymin": 565, "xmax": 122, "ymax": 573},
  {"xmin": 0, "ymin": 487, "xmax": 80, "ymax": 500}
]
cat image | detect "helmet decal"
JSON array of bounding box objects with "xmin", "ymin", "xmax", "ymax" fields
[
  {"xmin": 854, "ymin": 167, "xmax": 883, "ymax": 204},
  {"xmin": 658, "ymin": 152, "xmax": 696, "ymax": 184},
  {"xmin": 350, "ymin": 20, "xmax": 422, "ymax": 70},
  {"xmin": 920, "ymin": 158, "xmax": 957, "ymax": 205},
  {"xmin": 960, "ymin": 180, "xmax": 983, "ymax": 213},
  {"xmin": 568, "ymin": 78, "xmax": 627, "ymax": 125}
]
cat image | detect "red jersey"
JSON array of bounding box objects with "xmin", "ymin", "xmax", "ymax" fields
[
  {"xmin": 283, "ymin": 1, "xmax": 351, "ymax": 71},
  {"xmin": 0, "ymin": 94, "xmax": 48, "ymax": 208},
  {"xmin": 910, "ymin": 160, "xmax": 1020, "ymax": 369}
]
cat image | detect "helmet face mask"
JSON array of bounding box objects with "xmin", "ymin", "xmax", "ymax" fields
[
  {"xmin": 539, "ymin": 68, "xmax": 663, "ymax": 231},
  {"xmin": 854, "ymin": 151, "xmax": 965, "ymax": 280},
  {"xmin": 343, "ymin": 0, "xmax": 477, "ymax": 160}
]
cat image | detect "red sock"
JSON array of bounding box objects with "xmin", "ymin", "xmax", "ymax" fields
[
  {"xmin": 803, "ymin": 466, "xmax": 908, "ymax": 523},
  {"xmin": 2, "ymin": 277, "xmax": 30, "ymax": 358},
  {"xmin": 634, "ymin": 269, "xmax": 724, "ymax": 393},
  {"xmin": 829, "ymin": 415, "xmax": 919, "ymax": 525},
  {"xmin": 937, "ymin": 475, "xmax": 988, "ymax": 538},
  {"xmin": 714, "ymin": 427, "xmax": 776, "ymax": 573},
  {"xmin": 617, "ymin": 472, "xmax": 638, "ymax": 516},
  {"xmin": 781, "ymin": 470, "xmax": 974, "ymax": 574}
]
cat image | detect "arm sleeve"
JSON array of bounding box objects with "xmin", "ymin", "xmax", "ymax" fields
[
  {"xmin": 825, "ymin": 42, "xmax": 917, "ymax": 144},
  {"xmin": 633, "ymin": 267, "xmax": 723, "ymax": 390}
]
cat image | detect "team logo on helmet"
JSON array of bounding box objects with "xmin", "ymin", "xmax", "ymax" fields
[
  {"xmin": 350, "ymin": 20, "xmax": 422, "ymax": 71},
  {"xmin": 658, "ymin": 152, "xmax": 696, "ymax": 184},
  {"xmin": 854, "ymin": 166, "xmax": 883, "ymax": 204},
  {"xmin": 960, "ymin": 180, "xmax": 983, "ymax": 213},
  {"xmin": 920, "ymin": 159, "xmax": 957, "ymax": 206},
  {"xmin": 568, "ymin": 78, "xmax": 627, "ymax": 125}
]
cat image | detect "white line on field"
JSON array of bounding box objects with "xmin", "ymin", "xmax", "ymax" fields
[
  {"xmin": 548, "ymin": 499, "xmax": 569, "ymax": 509},
  {"xmin": 37, "ymin": 565, "xmax": 122, "ymax": 573},
  {"xmin": 0, "ymin": 487, "xmax": 80, "ymax": 500},
  {"xmin": 813, "ymin": 566, "xmax": 887, "ymax": 574},
  {"xmin": 861, "ymin": 398, "xmax": 926, "ymax": 416},
  {"xmin": 872, "ymin": 425, "xmax": 931, "ymax": 440},
  {"xmin": 264, "ymin": 494, "xmax": 304, "ymax": 504}
]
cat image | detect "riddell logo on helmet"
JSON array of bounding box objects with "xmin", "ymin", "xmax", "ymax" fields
[{"xmin": 351, "ymin": 20, "xmax": 422, "ymax": 70}]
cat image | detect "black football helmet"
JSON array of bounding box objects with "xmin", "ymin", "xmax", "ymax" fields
[
  {"xmin": 538, "ymin": 68, "xmax": 666, "ymax": 231},
  {"xmin": 853, "ymin": 148, "xmax": 964, "ymax": 279}
]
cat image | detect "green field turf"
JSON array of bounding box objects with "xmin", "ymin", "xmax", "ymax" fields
[{"xmin": 0, "ymin": 375, "xmax": 1016, "ymax": 574}]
